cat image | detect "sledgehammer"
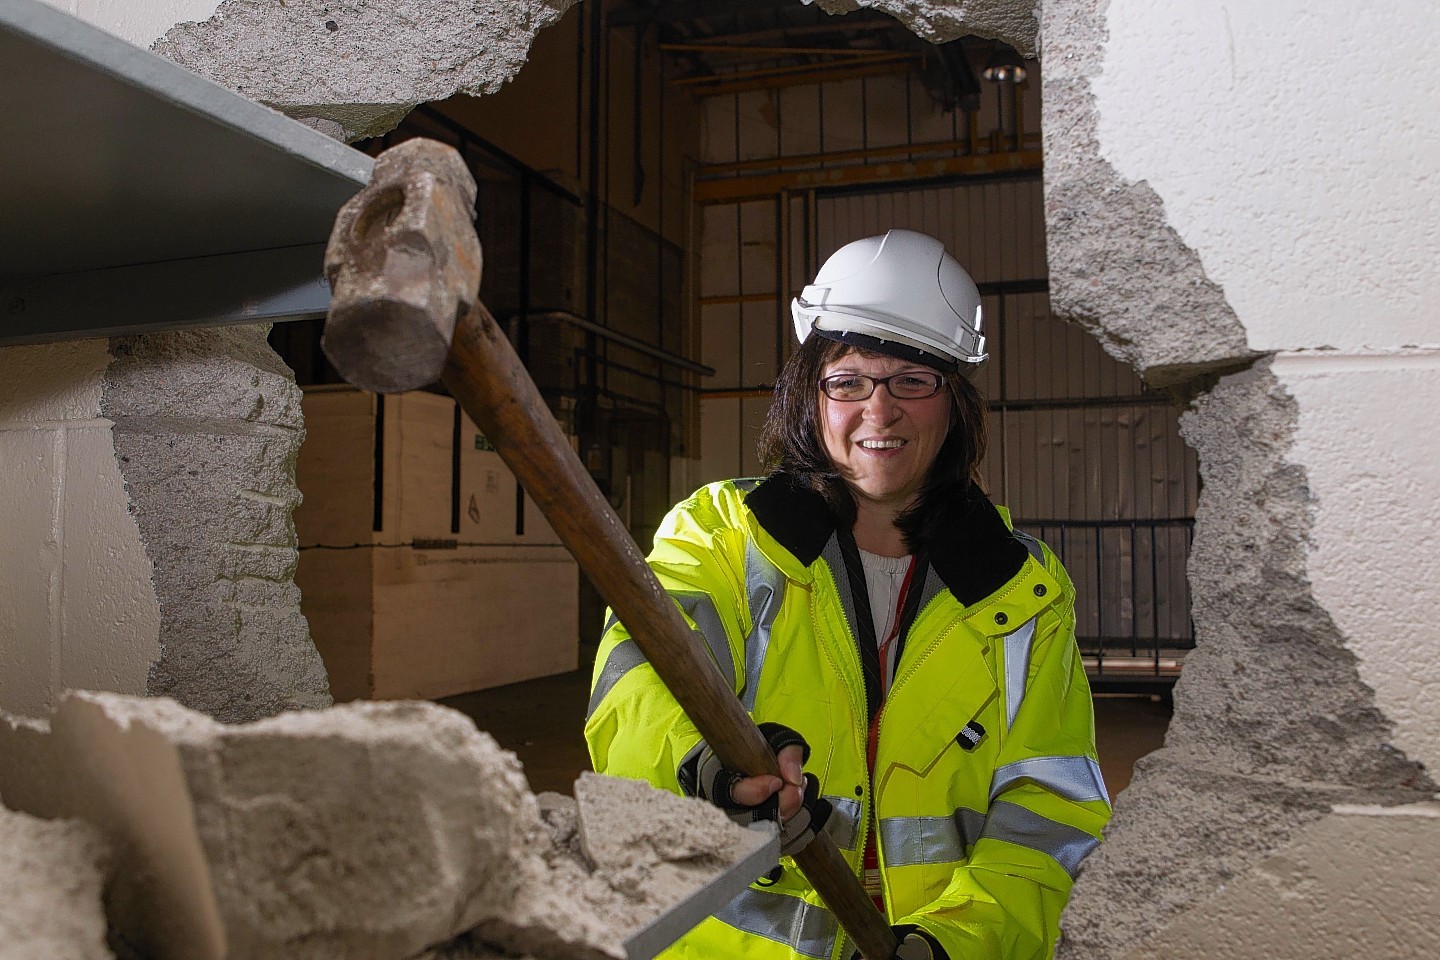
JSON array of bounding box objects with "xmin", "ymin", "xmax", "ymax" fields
[{"xmin": 321, "ymin": 138, "xmax": 897, "ymax": 960}]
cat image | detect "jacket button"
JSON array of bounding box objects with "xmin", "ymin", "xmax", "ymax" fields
[
  {"xmin": 994, "ymin": 612, "xmax": 1009, "ymax": 625},
  {"xmin": 1034, "ymin": 584, "xmax": 1047, "ymax": 597},
  {"xmin": 855, "ymin": 785, "xmax": 864, "ymax": 796}
]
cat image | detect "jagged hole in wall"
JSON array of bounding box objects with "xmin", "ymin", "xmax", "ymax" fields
[{"xmin": 267, "ymin": 0, "xmax": 1190, "ymax": 795}]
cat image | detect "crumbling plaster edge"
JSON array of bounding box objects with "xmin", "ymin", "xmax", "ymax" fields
[
  {"xmin": 1270, "ymin": 345, "xmax": 1440, "ymax": 774},
  {"xmin": 120, "ymin": 1, "xmax": 1433, "ymax": 955},
  {"xmin": 1035, "ymin": 1, "xmax": 1436, "ymax": 956}
]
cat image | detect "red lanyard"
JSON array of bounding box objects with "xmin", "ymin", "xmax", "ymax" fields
[{"xmin": 876, "ymin": 555, "xmax": 919, "ymax": 695}]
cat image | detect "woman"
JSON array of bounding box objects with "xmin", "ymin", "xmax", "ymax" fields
[{"xmin": 585, "ymin": 230, "xmax": 1110, "ymax": 960}]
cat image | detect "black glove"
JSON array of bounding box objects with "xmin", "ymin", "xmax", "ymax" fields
[
  {"xmin": 678, "ymin": 722, "xmax": 833, "ymax": 856},
  {"xmin": 851, "ymin": 927, "xmax": 948, "ymax": 960}
]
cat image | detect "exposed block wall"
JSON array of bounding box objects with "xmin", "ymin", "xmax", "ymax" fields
[
  {"xmin": 102, "ymin": 327, "xmax": 331, "ymax": 722},
  {"xmin": 0, "ymin": 340, "xmax": 160, "ymax": 719}
]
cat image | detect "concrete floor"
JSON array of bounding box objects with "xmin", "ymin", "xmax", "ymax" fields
[{"xmin": 441, "ymin": 668, "xmax": 1172, "ymax": 798}]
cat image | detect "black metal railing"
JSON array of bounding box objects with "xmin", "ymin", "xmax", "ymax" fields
[{"xmin": 1015, "ymin": 518, "xmax": 1195, "ymax": 692}]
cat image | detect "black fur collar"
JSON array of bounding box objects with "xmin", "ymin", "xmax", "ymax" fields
[{"xmin": 744, "ymin": 472, "xmax": 1029, "ymax": 606}]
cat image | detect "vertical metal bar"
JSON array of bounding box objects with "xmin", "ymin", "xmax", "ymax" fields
[
  {"xmin": 1094, "ymin": 523, "xmax": 1105, "ymax": 676},
  {"xmin": 905, "ymin": 70, "xmax": 914, "ymax": 159},
  {"xmin": 995, "ymin": 293, "xmax": 1009, "ymax": 503},
  {"xmin": 817, "ymin": 82, "xmax": 826, "ymax": 166},
  {"xmin": 776, "ymin": 192, "xmax": 788, "ymax": 376},
  {"xmin": 861, "ymin": 76, "xmax": 869, "ymax": 154},
  {"xmin": 451, "ymin": 401, "xmax": 462, "ymax": 535},
  {"xmin": 806, "ymin": 189, "xmax": 817, "ymax": 277},
  {"xmin": 736, "ymin": 202, "xmax": 745, "ymax": 461},
  {"xmin": 1129, "ymin": 518, "xmax": 1139, "ymax": 661},
  {"xmin": 582, "ymin": 0, "xmax": 603, "ymax": 448},
  {"xmin": 1011, "ymin": 80, "xmax": 1024, "ymax": 152},
  {"xmin": 1151, "ymin": 522, "xmax": 1162, "ymax": 672},
  {"xmin": 632, "ymin": 24, "xmax": 646, "ymax": 208},
  {"xmin": 574, "ymin": 7, "xmax": 585, "ymax": 180},
  {"xmin": 518, "ymin": 171, "xmax": 531, "ymax": 364},
  {"xmin": 657, "ymin": 39, "xmax": 667, "ymax": 373},
  {"xmin": 372, "ymin": 394, "xmax": 385, "ymax": 534}
]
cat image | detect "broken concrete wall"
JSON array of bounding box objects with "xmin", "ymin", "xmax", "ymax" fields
[
  {"xmin": 0, "ymin": 340, "xmax": 161, "ymax": 719},
  {"xmin": 13, "ymin": 0, "xmax": 1436, "ymax": 955},
  {"xmin": 0, "ymin": 692, "xmax": 772, "ymax": 960},
  {"xmin": 3, "ymin": 4, "xmax": 329, "ymax": 723},
  {"xmin": 152, "ymin": 0, "xmax": 580, "ymax": 141},
  {"xmin": 102, "ymin": 328, "xmax": 330, "ymax": 722},
  {"xmin": 0, "ymin": 805, "xmax": 111, "ymax": 960},
  {"xmin": 0, "ymin": 327, "xmax": 328, "ymax": 725},
  {"xmin": 1037, "ymin": 0, "xmax": 1440, "ymax": 956}
]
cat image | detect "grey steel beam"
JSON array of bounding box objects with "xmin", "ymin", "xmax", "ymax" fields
[
  {"xmin": 0, "ymin": 245, "xmax": 333, "ymax": 346},
  {"xmin": 0, "ymin": 0, "xmax": 371, "ymax": 342}
]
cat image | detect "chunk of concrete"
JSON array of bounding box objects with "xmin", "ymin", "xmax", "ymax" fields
[
  {"xmin": 575, "ymin": 771, "xmax": 759, "ymax": 873},
  {"xmin": 3, "ymin": 694, "xmax": 774, "ymax": 960},
  {"xmin": 461, "ymin": 772, "xmax": 777, "ymax": 960},
  {"xmin": 0, "ymin": 805, "xmax": 112, "ymax": 960},
  {"xmin": 36, "ymin": 691, "xmax": 539, "ymax": 960}
]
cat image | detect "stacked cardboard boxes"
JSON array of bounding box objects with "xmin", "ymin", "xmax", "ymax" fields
[{"xmin": 294, "ymin": 386, "xmax": 579, "ymax": 701}]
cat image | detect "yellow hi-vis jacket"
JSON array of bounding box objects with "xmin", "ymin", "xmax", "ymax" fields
[{"xmin": 585, "ymin": 474, "xmax": 1111, "ymax": 960}]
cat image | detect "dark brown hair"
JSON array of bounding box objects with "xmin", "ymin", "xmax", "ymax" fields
[{"xmin": 757, "ymin": 335, "xmax": 989, "ymax": 544}]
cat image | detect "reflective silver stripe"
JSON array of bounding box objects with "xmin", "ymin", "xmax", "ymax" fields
[
  {"xmin": 1003, "ymin": 617, "xmax": 1037, "ymax": 728},
  {"xmin": 878, "ymin": 807, "xmax": 986, "ymax": 867},
  {"xmin": 1013, "ymin": 530, "xmax": 1045, "ymax": 563},
  {"xmin": 713, "ymin": 886, "xmax": 837, "ymax": 959},
  {"xmin": 674, "ymin": 591, "xmax": 737, "ymax": 692},
  {"xmin": 819, "ymin": 533, "xmax": 858, "ymax": 646},
  {"xmin": 881, "ymin": 802, "xmax": 1099, "ymax": 877},
  {"xmin": 740, "ymin": 540, "xmax": 785, "ymax": 712},
  {"xmin": 734, "ymin": 477, "xmax": 763, "ymax": 494},
  {"xmin": 916, "ymin": 564, "xmax": 947, "ymax": 617},
  {"xmin": 991, "ymin": 756, "xmax": 1110, "ymax": 804},
  {"xmin": 822, "ymin": 796, "xmax": 861, "ymax": 851},
  {"xmin": 982, "ymin": 800, "xmax": 1099, "ymax": 877},
  {"xmin": 585, "ymin": 639, "xmax": 648, "ymax": 720},
  {"xmin": 602, "ymin": 612, "xmax": 619, "ymax": 637},
  {"xmin": 678, "ymin": 738, "xmax": 706, "ymax": 780}
]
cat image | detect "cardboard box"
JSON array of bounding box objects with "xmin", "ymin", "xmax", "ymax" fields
[{"xmin": 294, "ymin": 386, "xmax": 579, "ymax": 700}]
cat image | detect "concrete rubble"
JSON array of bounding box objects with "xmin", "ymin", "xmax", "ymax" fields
[
  {"xmin": 0, "ymin": 692, "xmax": 770, "ymax": 960},
  {"xmin": 0, "ymin": 806, "xmax": 111, "ymax": 960}
]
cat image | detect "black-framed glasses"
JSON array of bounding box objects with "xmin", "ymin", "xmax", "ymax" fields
[{"xmin": 818, "ymin": 372, "xmax": 944, "ymax": 401}]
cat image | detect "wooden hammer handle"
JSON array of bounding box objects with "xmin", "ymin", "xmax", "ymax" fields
[{"xmin": 442, "ymin": 302, "xmax": 897, "ymax": 960}]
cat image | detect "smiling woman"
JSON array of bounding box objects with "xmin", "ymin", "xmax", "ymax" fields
[
  {"xmin": 587, "ymin": 229, "xmax": 1110, "ymax": 960},
  {"xmin": 818, "ymin": 356, "xmax": 953, "ymax": 531}
]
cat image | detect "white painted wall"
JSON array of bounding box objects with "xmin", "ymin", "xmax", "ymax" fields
[
  {"xmin": 1094, "ymin": 0, "xmax": 1440, "ymax": 354},
  {"xmin": 0, "ymin": 341, "xmax": 161, "ymax": 718},
  {"xmin": 38, "ymin": 0, "xmax": 221, "ymax": 47},
  {"xmin": 1275, "ymin": 350, "xmax": 1440, "ymax": 770},
  {"xmin": 1093, "ymin": 2, "xmax": 1440, "ymax": 770},
  {"xmin": 3, "ymin": 3, "xmax": 204, "ymax": 719}
]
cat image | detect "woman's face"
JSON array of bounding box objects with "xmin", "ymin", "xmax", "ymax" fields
[{"xmin": 818, "ymin": 350, "xmax": 953, "ymax": 513}]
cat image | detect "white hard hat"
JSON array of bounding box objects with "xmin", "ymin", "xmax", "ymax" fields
[{"xmin": 791, "ymin": 229, "xmax": 986, "ymax": 377}]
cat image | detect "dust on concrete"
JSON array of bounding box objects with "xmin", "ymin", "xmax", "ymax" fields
[
  {"xmin": 0, "ymin": 693, "xmax": 769, "ymax": 960},
  {"xmin": 0, "ymin": 806, "xmax": 111, "ymax": 960},
  {"xmin": 1058, "ymin": 362, "xmax": 1434, "ymax": 959},
  {"xmin": 102, "ymin": 327, "xmax": 331, "ymax": 723},
  {"xmin": 151, "ymin": 0, "xmax": 578, "ymax": 141}
]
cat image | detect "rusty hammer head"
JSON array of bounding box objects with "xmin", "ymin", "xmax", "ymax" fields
[{"xmin": 322, "ymin": 138, "xmax": 481, "ymax": 393}]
